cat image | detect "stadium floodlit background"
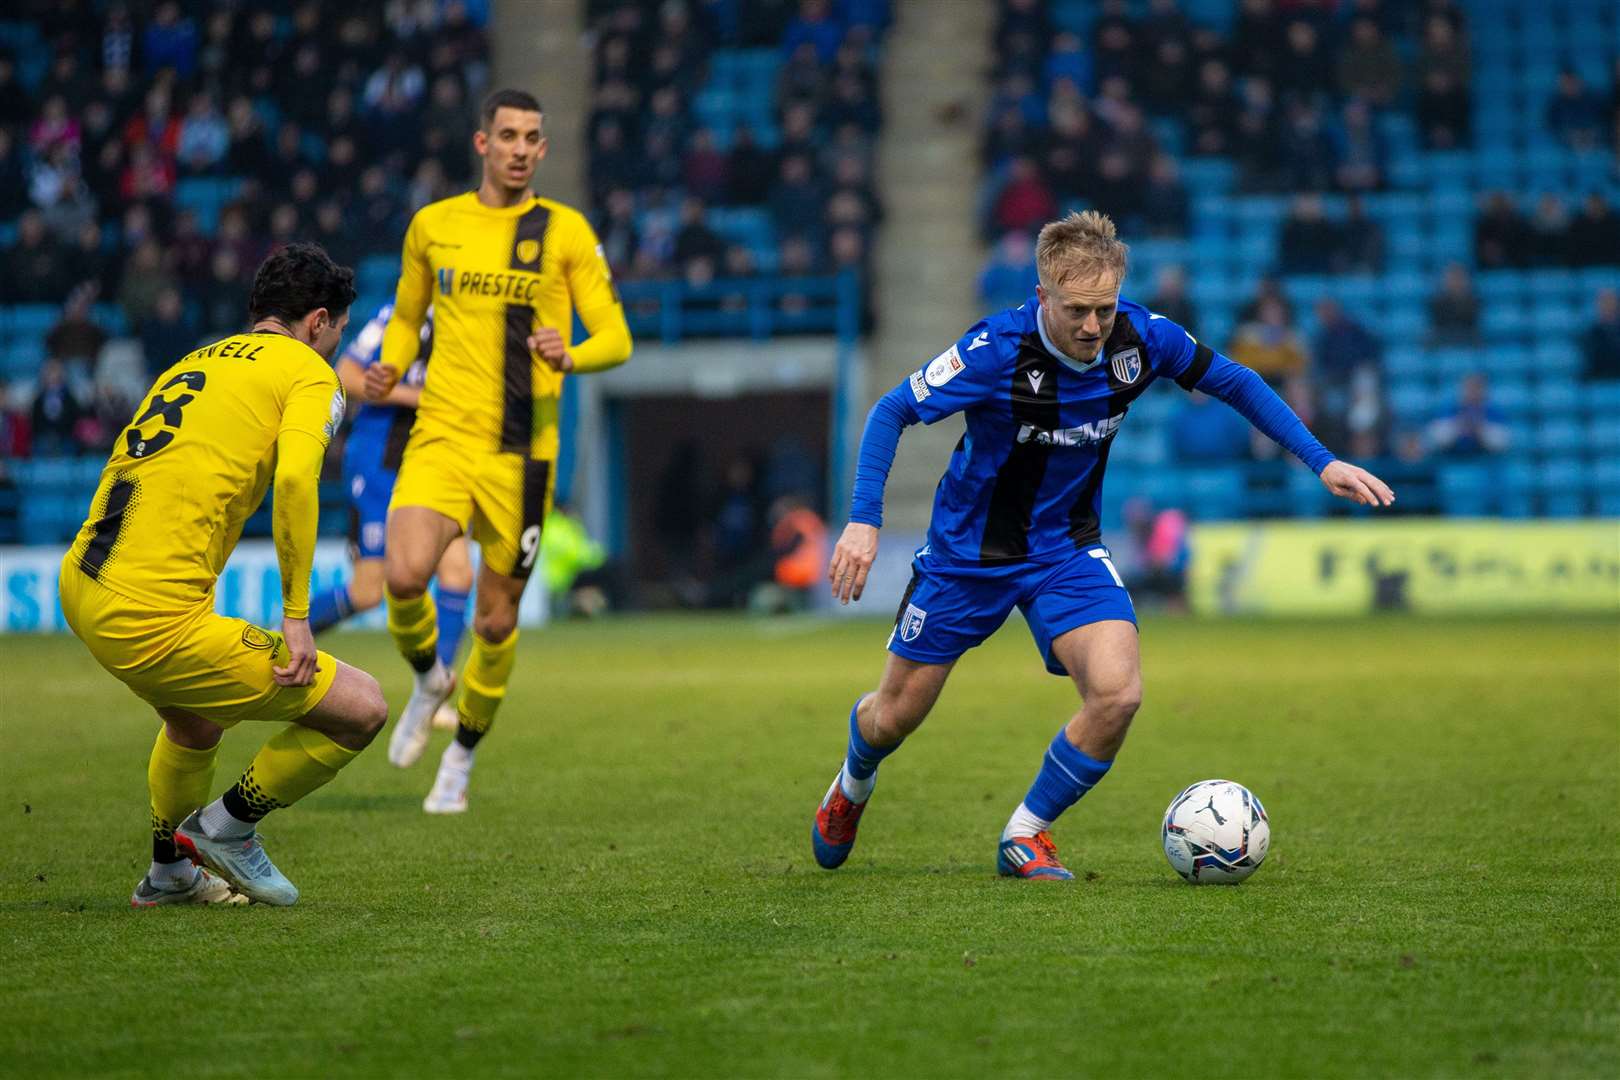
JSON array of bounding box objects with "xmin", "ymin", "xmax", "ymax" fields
[{"xmin": 1, "ymin": 1, "xmax": 1616, "ymax": 1077}]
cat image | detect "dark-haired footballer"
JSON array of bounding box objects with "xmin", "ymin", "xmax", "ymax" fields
[
  {"xmin": 60, "ymin": 243, "xmax": 389, "ymax": 907},
  {"xmin": 366, "ymin": 89, "xmax": 632, "ymax": 814}
]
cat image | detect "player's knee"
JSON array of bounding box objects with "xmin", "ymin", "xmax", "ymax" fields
[
  {"xmin": 353, "ymin": 672, "xmax": 388, "ymax": 740},
  {"xmin": 384, "ymin": 569, "xmax": 427, "ymax": 602},
  {"xmin": 1097, "ymin": 678, "xmax": 1142, "ymax": 726},
  {"xmin": 870, "ymin": 689, "xmax": 926, "ymax": 742},
  {"xmin": 473, "ymin": 609, "xmax": 517, "ymax": 643},
  {"xmin": 348, "ymin": 577, "xmax": 385, "ymax": 612}
]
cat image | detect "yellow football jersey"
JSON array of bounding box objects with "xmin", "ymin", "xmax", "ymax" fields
[
  {"xmin": 383, "ymin": 192, "xmax": 624, "ymax": 459},
  {"xmin": 66, "ymin": 332, "xmax": 343, "ymax": 611}
]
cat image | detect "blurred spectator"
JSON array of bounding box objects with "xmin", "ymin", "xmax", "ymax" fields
[
  {"xmin": 1417, "ymin": 69, "xmax": 1471, "ymax": 149},
  {"xmin": 1474, "ymin": 193, "xmax": 1528, "ymax": 270},
  {"xmin": 976, "ymin": 232, "xmax": 1032, "ymax": 311},
  {"xmin": 1169, "ymin": 391, "xmax": 1252, "ymax": 462},
  {"xmin": 1337, "ymin": 16, "xmax": 1404, "ymax": 107},
  {"xmin": 589, "ymin": 120, "xmax": 638, "ymax": 205},
  {"xmin": 1420, "ymin": 12, "xmax": 1471, "ymax": 86},
  {"xmin": 674, "ymin": 197, "xmax": 727, "ymax": 275},
  {"xmin": 46, "ymin": 288, "xmax": 108, "ymax": 366},
  {"xmin": 1339, "ymin": 195, "xmax": 1385, "ymax": 273},
  {"xmin": 1237, "ymin": 275, "xmax": 1295, "ymax": 325},
  {"xmin": 68, "ymin": 221, "xmax": 119, "ymax": 298},
  {"xmin": 1427, "ymin": 374, "xmax": 1509, "ymax": 457},
  {"xmin": 0, "ymin": 127, "xmax": 27, "ymax": 214},
  {"xmin": 782, "ymin": 0, "xmax": 844, "ymax": 63},
  {"xmin": 1229, "ymin": 296, "xmax": 1309, "ymax": 382},
  {"xmin": 121, "ymin": 142, "xmax": 178, "ymax": 204},
  {"xmin": 1274, "ymin": 18, "xmax": 1332, "ymax": 103},
  {"xmin": 992, "ymin": 156, "xmax": 1057, "ymax": 236},
  {"xmin": 118, "ymin": 239, "xmax": 175, "ymax": 330},
  {"xmin": 1232, "ymin": 76, "xmax": 1283, "ymax": 191},
  {"xmin": 1526, "ymin": 193, "xmax": 1572, "ymax": 267},
  {"xmin": 1188, "ymin": 58, "xmax": 1236, "ymax": 157},
  {"xmin": 1146, "ymin": 264, "xmax": 1197, "ymax": 329},
  {"xmin": 1546, "ymin": 69, "xmax": 1607, "ymax": 151},
  {"xmin": 1139, "ymin": 154, "xmax": 1188, "ymax": 236},
  {"xmin": 0, "ymin": 55, "xmax": 28, "ymax": 129},
  {"xmin": 1279, "ymin": 194, "xmax": 1340, "ymax": 275},
  {"xmin": 198, "ymin": 248, "xmax": 248, "ymax": 336},
  {"xmin": 769, "ymin": 154, "xmax": 825, "ymax": 242},
  {"xmin": 177, "ymin": 91, "xmax": 229, "ymax": 175},
  {"xmin": 30, "ymin": 358, "xmax": 86, "ymax": 457},
  {"xmin": 30, "ymin": 143, "xmax": 96, "ymax": 238},
  {"xmin": 726, "ymin": 126, "xmax": 775, "ymax": 205},
  {"xmin": 1427, "ymin": 263, "xmax": 1481, "ymax": 346},
  {"xmin": 4, "ymin": 211, "xmax": 73, "ymax": 303},
  {"xmin": 0, "ymin": 379, "xmax": 31, "ymax": 460},
  {"xmin": 140, "ymin": 287, "xmax": 197, "ymax": 375},
  {"xmin": 143, "ymin": 1, "xmax": 199, "ymax": 78},
  {"xmin": 1335, "ymin": 99, "xmax": 1386, "ymax": 194},
  {"xmin": 1312, "ymin": 298, "xmax": 1382, "ymax": 385},
  {"xmin": 364, "ymin": 51, "xmax": 426, "ymax": 121},
  {"xmin": 1581, "ymin": 289, "xmax": 1620, "ymax": 382},
  {"xmin": 1279, "ymin": 101, "xmax": 1337, "ymax": 193},
  {"xmin": 1569, "ymin": 195, "xmax": 1620, "ymax": 267},
  {"xmin": 682, "ymin": 129, "xmax": 730, "ymax": 206}
]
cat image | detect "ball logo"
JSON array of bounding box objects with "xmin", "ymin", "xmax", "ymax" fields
[
  {"xmin": 1110, "ymin": 347, "xmax": 1142, "ymax": 385},
  {"xmin": 898, "ymin": 603, "xmax": 927, "ymax": 642},
  {"xmin": 924, "ymin": 345, "xmax": 965, "ymax": 388},
  {"xmin": 515, "ymin": 239, "xmax": 541, "ymax": 266}
]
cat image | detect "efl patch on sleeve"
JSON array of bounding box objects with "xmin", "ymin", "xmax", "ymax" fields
[
  {"xmin": 924, "ymin": 344, "xmax": 966, "ymax": 387},
  {"xmin": 909, "ymin": 370, "xmax": 931, "ymax": 402}
]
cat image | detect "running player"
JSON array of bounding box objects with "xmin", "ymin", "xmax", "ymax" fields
[
  {"xmin": 367, "ymin": 89, "xmax": 632, "ymax": 814},
  {"xmin": 309, "ymin": 303, "xmax": 473, "ymax": 729},
  {"xmin": 811, "ymin": 211, "xmax": 1394, "ymax": 879},
  {"xmin": 60, "ymin": 243, "xmax": 388, "ymax": 907}
]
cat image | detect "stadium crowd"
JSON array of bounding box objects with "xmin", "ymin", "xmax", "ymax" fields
[{"xmin": 0, "ymin": 0, "xmax": 489, "ymax": 461}]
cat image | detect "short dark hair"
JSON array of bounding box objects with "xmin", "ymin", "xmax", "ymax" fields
[
  {"xmin": 481, "ymin": 88, "xmax": 542, "ymax": 130},
  {"xmin": 248, "ymin": 242, "xmax": 357, "ymax": 325}
]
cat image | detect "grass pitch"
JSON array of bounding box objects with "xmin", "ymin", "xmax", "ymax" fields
[{"xmin": 3, "ymin": 614, "xmax": 1617, "ymax": 1078}]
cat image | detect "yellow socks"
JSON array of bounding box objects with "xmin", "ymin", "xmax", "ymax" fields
[
  {"xmin": 148, "ymin": 726, "xmax": 218, "ymax": 864},
  {"xmin": 207, "ymin": 725, "xmax": 360, "ymax": 832},
  {"xmin": 454, "ymin": 630, "xmax": 519, "ymax": 748},
  {"xmin": 386, "ymin": 587, "xmax": 439, "ymax": 672}
]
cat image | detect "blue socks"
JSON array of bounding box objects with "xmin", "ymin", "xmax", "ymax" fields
[
  {"xmin": 839, "ymin": 696, "xmax": 900, "ymax": 801},
  {"xmin": 1021, "ymin": 728, "xmax": 1113, "ymax": 824},
  {"xmin": 307, "ymin": 583, "xmax": 354, "ymax": 634},
  {"xmin": 435, "ymin": 586, "xmax": 471, "ymax": 669}
]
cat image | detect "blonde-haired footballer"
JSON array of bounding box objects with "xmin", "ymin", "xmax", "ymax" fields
[
  {"xmin": 367, "ymin": 89, "xmax": 632, "ymax": 813},
  {"xmin": 61, "ymin": 243, "xmax": 389, "ymax": 907}
]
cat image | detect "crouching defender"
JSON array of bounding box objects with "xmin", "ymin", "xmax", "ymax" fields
[
  {"xmin": 812, "ymin": 211, "xmax": 1394, "ymax": 880},
  {"xmin": 60, "ymin": 243, "xmax": 388, "ymax": 907}
]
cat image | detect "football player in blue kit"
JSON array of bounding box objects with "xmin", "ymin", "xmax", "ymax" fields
[
  {"xmin": 308, "ymin": 303, "xmax": 474, "ymax": 732},
  {"xmin": 811, "ymin": 211, "xmax": 1395, "ymax": 880}
]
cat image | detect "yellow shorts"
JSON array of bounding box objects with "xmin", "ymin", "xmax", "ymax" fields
[
  {"xmin": 58, "ymin": 565, "xmax": 338, "ymax": 728},
  {"xmin": 388, "ymin": 433, "xmax": 554, "ymax": 579}
]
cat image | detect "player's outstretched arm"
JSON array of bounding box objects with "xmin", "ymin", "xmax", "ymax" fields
[
  {"xmin": 270, "ymin": 428, "xmax": 325, "ymax": 686},
  {"xmin": 833, "ymin": 382, "xmax": 926, "ymax": 604},
  {"xmin": 1319, "ymin": 460, "xmax": 1395, "ymax": 507},
  {"xmin": 371, "ymin": 215, "xmax": 433, "ymax": 401}
]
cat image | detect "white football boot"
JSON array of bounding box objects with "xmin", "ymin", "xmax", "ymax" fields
[{"xmin": 388, "ymin": 661, "xmax": 454, "ymax": 768}]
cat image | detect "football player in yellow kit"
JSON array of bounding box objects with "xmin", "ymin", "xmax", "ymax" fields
[
  {"xmin": 61, "ymin": 243, "xmax": 388, "ymax": 907},
  {"xmin": 367, "ymin": 89, "xmax": 632, "ymax": 814}
]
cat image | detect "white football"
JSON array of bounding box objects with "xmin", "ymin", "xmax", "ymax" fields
[{"xmin": 1161, "ymin": 779, "xmax": 1270, "ymax": 885}]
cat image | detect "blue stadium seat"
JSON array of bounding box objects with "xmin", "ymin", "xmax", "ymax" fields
[
  {"xmin": 1533, "ymin": 417, "xmax": 1583, "ymax": 454},
  {"xmin": 1437, "ymin": 462, "xmax": 1493, "ymax": 516},
  {"xmin": 1587, "ymin": 416, "xmax": 1620, "ymax": 452},
  {"xmin": 1532, "ymin": 378, "xmax": 1579, "ymax": 415}
]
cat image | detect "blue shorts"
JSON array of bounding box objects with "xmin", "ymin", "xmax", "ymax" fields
[
  {"xmin": 342, "ymin": 435, "xmax": 396, "ymax": 560},
  {"xmin": 888, "ymin": 543, "xmax": 1137, "ymax": 677}
]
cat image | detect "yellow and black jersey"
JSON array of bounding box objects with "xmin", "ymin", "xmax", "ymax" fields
[
  {"xmin": 65, "ymin": 332, "xmax": 343, "ymax": 611},
  {"xmin": 382, "ymin": 192, "xmax": 631, "ymax": 460}
]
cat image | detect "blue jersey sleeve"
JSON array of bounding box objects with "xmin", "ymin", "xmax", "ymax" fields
[
  {"xmin": 339, "ymin": 305, "xmax": 392, "ymax": 369},
  {"xmin": 848, "ymin": 384, "xmax": 923, "ymax": 527},
  {"xmin": 1139, "ymin": 310, "xmax": 1214, "ymax": 388},
  {"xmin": 908, "ymin": 320, "xmax": 1012, "ymax": 424}
]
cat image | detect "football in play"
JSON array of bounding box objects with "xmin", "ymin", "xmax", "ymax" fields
[{"xmin": 1161, "ymin": 779, "xmax": 1271, "ymax": 885}]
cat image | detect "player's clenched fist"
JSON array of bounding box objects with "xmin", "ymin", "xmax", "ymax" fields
[
  {"xmin": 829, "ymin": 522, "xmax": 879, "ymax": 605},
  {"xmin": 362, "ymin": 362, "xmax": 400, "ymax": 402},
  {"xmin": 528, "ymin": 327, "xmax": 574, "ymax": 372}
]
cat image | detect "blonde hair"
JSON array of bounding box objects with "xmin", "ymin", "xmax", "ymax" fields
[{"xmin": 1035, "ymin": 210, "xmax": 1129, "ymax": 289}]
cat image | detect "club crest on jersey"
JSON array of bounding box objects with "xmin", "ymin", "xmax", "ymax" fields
[
  {"xmin": 925, "ymin": 344, "xmax": 965, "ymax": 387},
  {"xmin": 515, "ymin": 239, "xmax": 541, "ymax": 266},
  {"xmin": 1110, "ymin": 347, "xmax": 1142, "ymax": 385},
  {"xmin": 898, "ymin": 603, "xmax": 927, "ymax": 643}
]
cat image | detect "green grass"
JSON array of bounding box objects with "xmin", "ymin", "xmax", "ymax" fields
[{"xmin": 3, "ymin": 614, "xmax": 1617, "ymax": 1078}]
